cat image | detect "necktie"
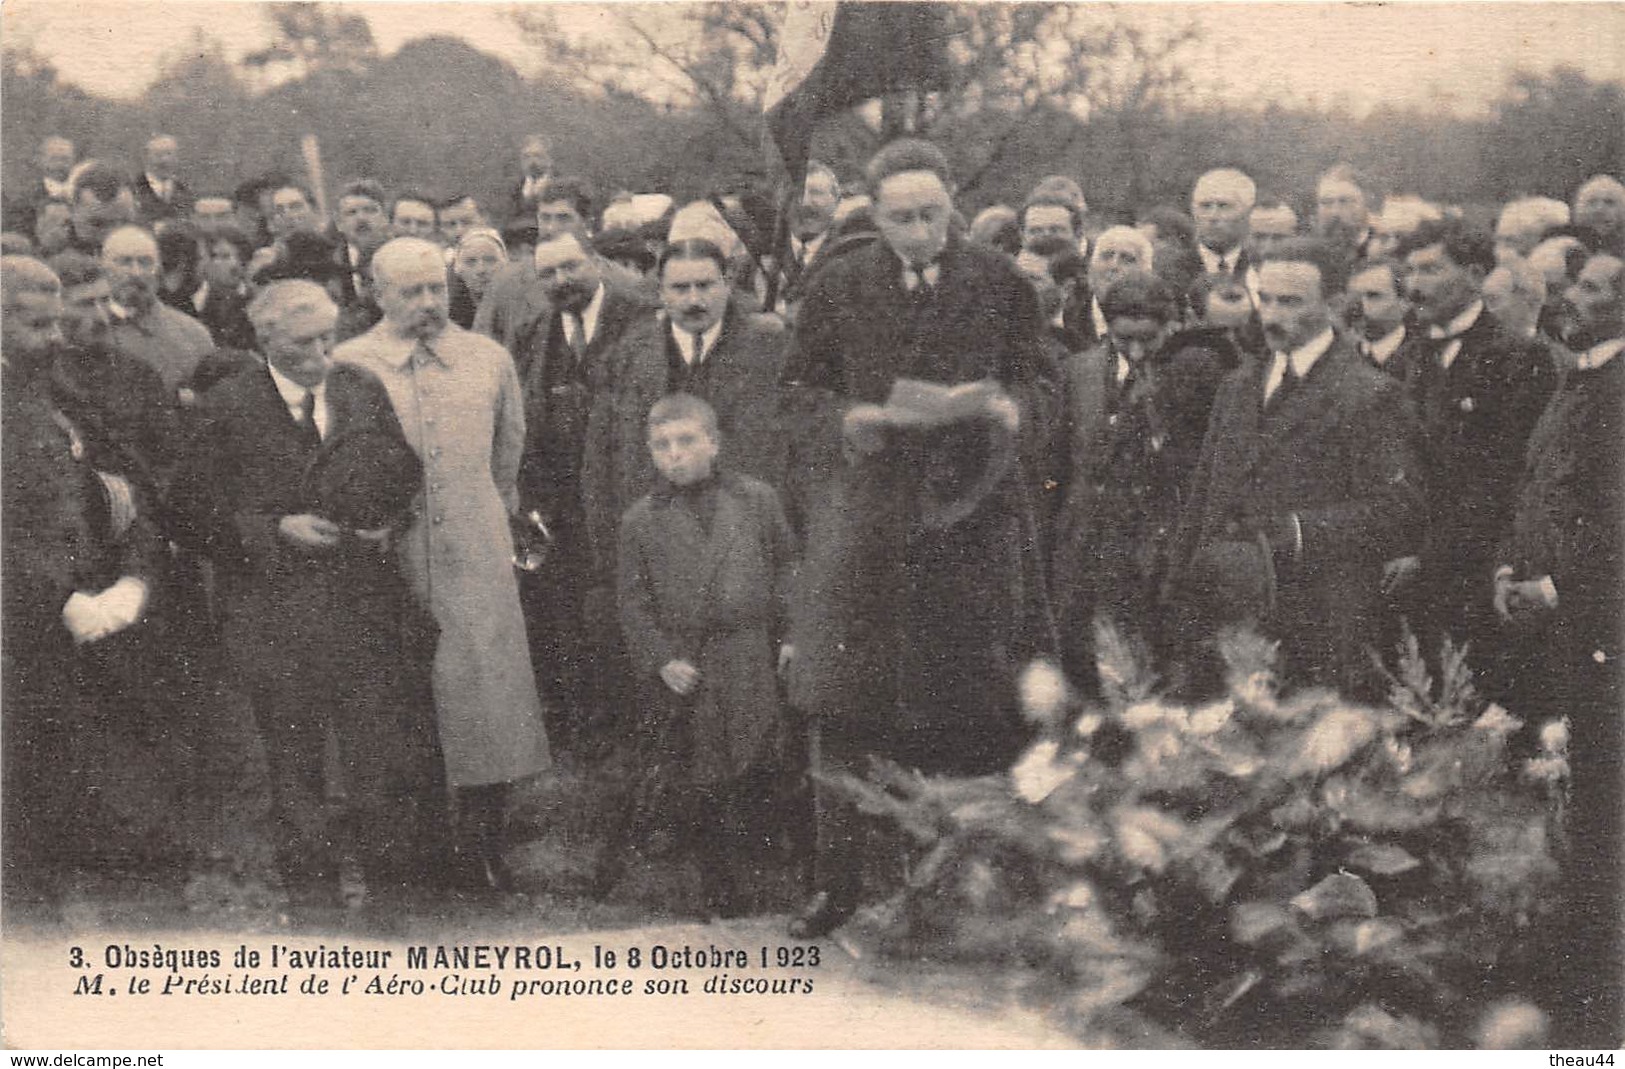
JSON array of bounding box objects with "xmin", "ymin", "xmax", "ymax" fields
[
  {"xmin": 1264, "ymin": 352, "xmax": 1296, "ymax": 407},
  {"xmin": 688, "ymin": 330, "xmax": 706, "ymax": 365},
  {"xmin": 298, "ymin": 388, "xmax": 319, "ymax": 441}
]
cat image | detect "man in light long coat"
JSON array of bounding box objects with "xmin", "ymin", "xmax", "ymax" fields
[{"xmin": 335, "ymin": 238, "xmax": 549, "ymax": 892}]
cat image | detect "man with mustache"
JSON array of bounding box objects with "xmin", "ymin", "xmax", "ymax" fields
[
  {"xmin": 334, "ymin": 238, "xmax": 550, "ymax": 893},
  {"xmin": 510, "ymin": 230, "xmax": 652, "ymax": 757},
  {"xmin": 583, "ymin": 237, "xmax": 789, "ymax": 579},
  {"xmin": 777, "ymin": 161, "xmax": 841, "ymax": 314},
  {"xmin": 1494, "ymin": 250, "xmax": 1624, "ymax": 1047},
  {"xmin": 99, "ymin": 224, "xmax": 216, "ymax": 404},
  {"xmin": 1164, "ymin": 237, "xmax": 1426, "ymax": 698},
  {"xmin": 1392, "ymin": 218, "xmax": 1556, "ymax": 665}
]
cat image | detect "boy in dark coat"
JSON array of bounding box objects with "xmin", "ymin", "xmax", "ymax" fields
[{"xmin": 613, "ymin": 393, "xmax": 797, "ymax": 916}]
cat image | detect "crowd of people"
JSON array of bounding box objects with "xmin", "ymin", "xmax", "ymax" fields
[{"xmin": 2, "ymin": 131, "xmax": 1621, "ymax": 1022}]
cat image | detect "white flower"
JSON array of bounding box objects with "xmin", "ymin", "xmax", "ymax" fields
[
  {"xmin": 1539, "ymin": 718, "xmax": 1570, "ymax": 754},
  {"xmin": 1473, "ymin": 704, "xmax": 1523, "ymax": 736},
  {"xmin": 1074, "ymin": 712, "xmax": 1104, "ymax": 738},
  {"xmin": 1049, "ymin": 882, "xmax": 1096, "ymax": 911},
  {"xmin": 1188, "ymin": 700, "xmax": 1235, "ymax": 736},
  {"xmin": 1012, "ymin": 740, "xmax": 1074, "ymax": 804},
  {"xmin": 1523, "ymin": 754, "xmax": 1569, "ymax": 784},
  {"xmin": 1291, "ymin": 706, "xmax": 1379, "ymax": 776},
  {"xmin": 1018, "ymin": 657, "xmax": 1069, "ymax": 726}
]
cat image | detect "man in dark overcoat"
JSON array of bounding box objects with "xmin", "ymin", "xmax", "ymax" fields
[
  {"xmin": 1493, "ymin": 251, "xmax": 1625, "ymax": 1047},
  {"xmin": 780, "ymin": 140, "xmax": 1060, "ymax": 938},
  {"xmin": 1050, "ymin": 272, "xmax": 1224, "ymax": 688},
  {"xmin": 1, "ymin": 256, "xmax": 170, "ymax": 901},
  {"xmin": 1164, "ymin": 238, "xmax": 1427, "ymax": 698},
  {"xmin": 515, "ymin": 231, "xmax": 653, "ymax": 753},
  {"xmin": 582, "ymin": 237, "xmax": 789, "ymax": 577},
  {"xmin": 1392, "ymin": 219, "xmax": 1556, "ymax": 666},
  {"xmin": 170, "ymin": 280, "xmax": 448, "ymax": 906}
]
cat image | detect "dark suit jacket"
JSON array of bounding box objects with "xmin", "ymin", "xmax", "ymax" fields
[
  {"xmin": 2, "ymin": 369, "xmax": 166, "ymax": 690},
  {"xmin": 132, "ymin": 174, "xmax": 194, "ymax": 224},
  {"xmin": 782, "ymin": 236, "xmax": 1060, "ymax": 770},
  {"xmin": 1165, "ymin": 339, "xmax": 1427, "ymax": 693},
  {"xmin": 1397, "ymin": 306, "xmax": 1557, "ymax": 641},
  {"xmin": 1501, "ymin": 350, "xmax": 1624, "ymax": 675},
  {"xmin": 583, "ymin": 303, "xmax": 788, "ymax": 581},
  {"xmin": 1052, "ymin": 337, "xmax": 1224, "ymax": 676}
]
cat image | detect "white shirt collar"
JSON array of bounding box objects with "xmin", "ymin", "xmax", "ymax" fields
[
  {"xmin": 1284, "ymin": 326, "xmax": 1337, "ymax": 379},
  {"xmin": 1367, "ymin": 323, "xmax": 1407, "ymax": 366},
  {"xmin": 568, "ymin": 283, "xmax": 607, "ymax": 345},
  {"xmin": 1199, "ymin": 244, "xmax": 1238, "ymax": 274},
  {"xmin": 1115, "ymin": 353, "xmax": 1132, "ymax": 385},
  {"xmin": 191, "ymin": 281, "xmax": 210, "ymax": 315},
  {"xmin": 1428, "ymin": 299, "xmax": 1484, "ymax": 341},
  {"xmin": 42, "ymin": 176, "xmax": 70, "ymax": 199},
  {"xmin": 145, "ymin": 173, "xmax": 171, "ymax": 198},
  {"xmin": 671, "ymin": 317, "xmax": 724, "ymax": 366},
  {"xmin": 1091, "ymin": 296, "xmax": 1109, "ymax": 340},
  {"xmin": 1266, "ymin": 327, "xmax": 1337, "ymax": 403},
  {"xmin": 265, "ymin": 364, "xmax": 328, "ymax": 437},
  {"xmin": 1576, "ymin": 338, "xmax": 1625, "ymax": 372},
  {"xmin": 107, "ymin": 299, "xmax": 136, "ymax": 323}
]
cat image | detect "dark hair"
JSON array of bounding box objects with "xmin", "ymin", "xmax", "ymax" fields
[
  {"xmin": 439, "ymin": 192, "xmax": 482, "ymax": 214},
  {"xmin": 979, "ymin": 214, "xmax": 1023, "ymax": 256},
  {"xmin": 1136, "ymin": 205, "xmax": 1196, "ymax": 248},
  {"xmin": 254, "ymin": 231, "xmax": 341, "ymax": 285},
  {"xmin": 234, "ymin": 173, "xmax": 289, "ymax": 208},
  {"xmin": 205, "ymin": 224, "xmax": 256, "ymax": 264},
  {"xmin": 537, "ymin": 176, "xmax": 595, "ymax": 225},
  {"xmin": 49, "ymin": 250, "xmax": 101, "ymax": 289},
  {"xmin": 337, "ymin": 179, "xmax": 387, "ymax": 208},
  {"xmin": 865, "ymin": 139, "xmax": 952, "ymax": 192},
  {"xmin": 74, "ymin": 164, "xmax": 128, "ymax": 204},
  {"xmin": 1258, "ymin": 236, "xmax": 1347, "ymax": 295},
  {"xmin": 647, "ymin": 391, "xmax": 718, "ymax": 436},
  {"xmin": 1099, "ymin": 270, "xmax": 1180, "ymax": 323},
  {"xmin": 156, "ymin": 221, "xmax": 202, "ymax": 274},
  {"xmin": 1394, "ymin": 218, "xmax": 1495, "ymax": 275},
  {"xmin": 657, "ymin": 237, "xmax": 729, "ymax": 280},
  {"xmin": 594, "ymin": 228, "xmax": 657, "ymax": 274},
  {"xmin": 391, "ymin": 190, "xmax": 436, "ymax": 218},
  {"xmin": 502, "ymin": 219, "xmax": 539, "ymax": 249}
]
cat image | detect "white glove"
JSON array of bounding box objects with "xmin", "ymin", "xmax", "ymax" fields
[{"xmin": 61, "ymin": 576, "xmax": 149, "ymax": 644}]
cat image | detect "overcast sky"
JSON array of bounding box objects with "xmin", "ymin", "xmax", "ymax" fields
[{"xmin": 4, "ymin": 1, "xmax": 1623, "ymax": 117}]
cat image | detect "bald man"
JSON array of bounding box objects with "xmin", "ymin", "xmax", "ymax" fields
[
  {"xmin": 100, "ymin": 225, "xmax": 215, "ymax": 400},
  {"xmin": 336, "ymin": 238, "xmax": 550, "ymax": 892},
  {"xmin": 172, "ymin": 279, "xmax": 447, "ymax": 906}
]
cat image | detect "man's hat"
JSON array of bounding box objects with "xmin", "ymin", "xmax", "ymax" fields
[
  {"xmin": 868, "ymin": 378, "xmax": 1018, "ymax": 529},
  {"xmin": 302, "ymin": 366, "xmax": 423, "ymax": 531}
]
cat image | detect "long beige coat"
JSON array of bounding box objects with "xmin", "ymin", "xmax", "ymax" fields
[{"xmin": 336, "ymin": 322, "xmax": 550, "ymax": 786}]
